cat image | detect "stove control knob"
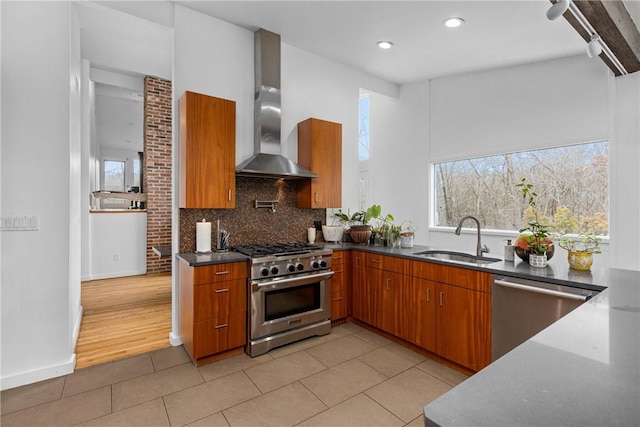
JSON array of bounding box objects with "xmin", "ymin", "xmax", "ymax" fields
[
  {"xmin": 312, "ymin": 261, "xmax": 320, "ymax": 269},
  {"xmin": 260, "ymin": 267, "xmax": 269, "ymax": 277},
  {"xmin": 270, "ymin": 266, "xmax": 279, "ymax": 275},
  {"xmin": 287, "ymin": 264, "xmax": 296, "ymax": 273},
  {"xmin": 296, "ymin": 263, "xmax": 304, "ymax": 271},
  {"xmin": 319, "ymin": 259, "xmax": 327, "ymax": 268}
]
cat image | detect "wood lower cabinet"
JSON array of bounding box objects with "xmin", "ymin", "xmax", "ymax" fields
[
  {"xmin": 350, "ymin": 250, "xmax": 492, "ymax": 371},
  {"xmin": 179, "ymin": 261, "xmax": 247, "ymax": 364},
  {"xmin": 179, "ymin": 91, "xmax": 236, "ymax": 209},
  {"xmin": 330, "ymin": 251, "xmax": 347, "ymax": 321},
  {"xmin": 352, "ymin": 252, "xmax": 377, "ymax": 325},
  {"xmin": 356, "ymin": 253, "xmax": 410, "ymax": 339},
  {"xmin": 407, "ymin": 277, "xmax": 436, "ymax": 352},
  {"xmin": 297, "ymin": 118, "xmax": 342, "ymax": 208},
  {"xmin": 436, "ymin": 282, "xmax": 491, "ymax": 371}
]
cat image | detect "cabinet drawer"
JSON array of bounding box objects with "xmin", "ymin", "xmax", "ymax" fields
[
  {"xmin": 411, "ymin": 260, "xmax": 491, "ymax": 293},
  {"xmin": 331, "ymin": 251, "xmax": 345, "ymax": 266},
  {"xmin": 411, "ymin": 260, "xmax": 438, "ymax": 281},
  {"xmin": 364, "ymin": 252, "xmax": 409, "ymax": 274},
  {"xmin": 193, "ymin": 262, "xmax": 247, "ymax": 285},
  {"xmin": 194, "ymin": 278, "xmax": 247, "ymax": 322},
  {"xmin": 192, "ymin": 311, "xmax": 246, "ymax": 359}
]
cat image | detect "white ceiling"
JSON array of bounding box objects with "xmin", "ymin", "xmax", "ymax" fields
[
  {"xmin": 82, "ymin": 0, "xmax": 640, "ymax": 152},
  {"xmin": 176, "ymin": 0, "xmax": 590, "ymax": 84}
]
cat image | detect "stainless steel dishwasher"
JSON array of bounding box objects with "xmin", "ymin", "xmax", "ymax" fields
[{"xmin": 492, "ymin": 276, "xmax": 597, "ymax": 361}]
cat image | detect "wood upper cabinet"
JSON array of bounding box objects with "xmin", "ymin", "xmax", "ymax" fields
[
  {"xmin": 179, "ymin": 261, "xmax": 247, "ymax": 364},
  {"xmin": 179, "ymin": 91, "xmax": 236, "ymax": 209},
  {"xmin": 436, "ymin": 282, "xmax": 491, "ymax": 371},
  {"xmin": 297, "ymin": 118, "xmax": 342, "ymax": 208}
]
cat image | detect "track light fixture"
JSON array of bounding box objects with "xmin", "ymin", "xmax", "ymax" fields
[
  {"xmin": 587, "ymin": 34, "xmax": 603, "ymax": 58},
  {"xmin": 546, "ymin": 0, "xmax": 570, "ymax": 21},
  {"xmin": 545, "ymin": 0, "xmax": 627, "ymax": 74}
]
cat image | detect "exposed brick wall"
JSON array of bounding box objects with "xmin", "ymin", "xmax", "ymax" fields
[{"xmin": 144, "ymin": 76, "xmax": 172, "ymax": 273}]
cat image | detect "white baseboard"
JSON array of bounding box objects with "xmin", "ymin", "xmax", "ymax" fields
[
  {"xmin": 72, "ymin": 305, "xmax": 84, "ymax": 351},
  {"xmin": 169, "ymin": 331, "xmax": 182, "ymax": 346},
  {"xmin": 88, "ymin": 269, "xmax": 147, "ymax": 280},
  {"xmin": 1, "ymin": 354, "xmax": 76, "ymax": 391}
]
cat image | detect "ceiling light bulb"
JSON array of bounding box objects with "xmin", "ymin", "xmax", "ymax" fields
[
  {"xmin": 587, "ymin": 34, "xmax": 602, "ymax": 58},
  {"xmin": 443, "ymin": 17, "xmax": 465, "ymax": 28},
  {"xmin": 546, "ymin": 0, "xmax": 570, "ymax": 21},
  {"xmin": 377, "ymin": 41, "xmax": 393, "ymax": 49}
]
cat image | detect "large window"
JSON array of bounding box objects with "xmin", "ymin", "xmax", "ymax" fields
[
  {"xmin": 359, "ymin": 94, "xmax": 370, "ymax": 161},
  {"xmin": 433, "ymin": 142, "xmax": 609, "ymax": 235}
]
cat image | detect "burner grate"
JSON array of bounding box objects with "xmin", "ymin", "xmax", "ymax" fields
[{"xmin": 233, "ymin": 242, "xmax": 322, "ymax": 258}]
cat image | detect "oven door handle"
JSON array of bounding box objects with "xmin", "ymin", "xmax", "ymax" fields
[{"xmin": 252, "ymin": 270, "xmax": 334, "ymax": 292}]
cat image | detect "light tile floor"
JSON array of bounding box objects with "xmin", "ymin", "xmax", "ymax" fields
[{"xmin": 0, "ymin": 323, "xmax": 469, "ymax": 426}]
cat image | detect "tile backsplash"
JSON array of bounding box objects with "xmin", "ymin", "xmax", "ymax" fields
[{"xmin": 179, "ymin": 177, "xmax": 326, "ymax": 252}]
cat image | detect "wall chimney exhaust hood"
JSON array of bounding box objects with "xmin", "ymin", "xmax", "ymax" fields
[{"xmin": 236, "ymin": 29, "xmax": 317, "ymax": 180}]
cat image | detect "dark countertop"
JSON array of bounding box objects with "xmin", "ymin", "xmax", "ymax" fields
[
  {"xmin": 321, "ymin": 243, "xmax": 640, "ymax": 426},
  {"xmin": 177, "ymin": 241, "xmax": 639, "ymax": 425},
  {"xmin": 176, "ymin": 251, "xmax": 249, "ymax": 266}
]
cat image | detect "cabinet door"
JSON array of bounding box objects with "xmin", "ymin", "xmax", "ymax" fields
[
  {"xmin": 179, "ymin": 91, "xmax": 236, "ymax": 208},
  {"xmin": 330, "ymin": 260, "xmax": 346, "ymax": 321},
  {"xmin": 377, "ymin": 270, "xmax": 406, "ymax": 337},
  {"xmin": 193, "ymin": 311, "xmax": 245, "ymax": 359},
  {"xmin": 297, "ymin": 118, "xmax": 342, "ymax": 208},
  {"xmin": 436, "ymin": 283, "xmax": 491, "ymax": 371},
  {"xmin": 352, "ymin": 253, "xmax": 377, "ymax": 325},
  {"xmin": 408, "ymin": 278, "xmax": 436, "ymax": 352},
  {"xmin": 193, "ymin": 279, "xmax": 247, "ymax": 322}
]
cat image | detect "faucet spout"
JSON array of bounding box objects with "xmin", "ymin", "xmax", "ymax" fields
[{"xmin": 455, "ymin": 215, "xmax": 489, "ymax": 258}]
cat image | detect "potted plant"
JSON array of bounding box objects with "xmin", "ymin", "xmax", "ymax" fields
[
  {"xmin": 334, "ymin": 204, "xmax": 382, "ymax": 244},
  {"xmin": 514, "ymin": 178, "xmax": 554, "ymax": 267},
  {"xmin": 558, "ymin": 233, "xmax": 601, "ymax": 271},
  {"xmin": 400, "ymin": 220, "xmax": 418, "ymax": 248}
]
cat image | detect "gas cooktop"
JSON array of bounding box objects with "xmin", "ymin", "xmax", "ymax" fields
[{"xmin": 232, "ymin": 242, "xmax": 323, "ymax": 258}]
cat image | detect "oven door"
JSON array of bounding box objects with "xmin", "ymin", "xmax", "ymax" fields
[{"xmin": 250, "ymin": 270, "xmax": 333, "ymax": 340}]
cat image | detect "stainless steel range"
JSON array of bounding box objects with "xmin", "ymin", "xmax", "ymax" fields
[{"xmin": 233, "ymin": 243, "xmax": 333, "ymax": 357}]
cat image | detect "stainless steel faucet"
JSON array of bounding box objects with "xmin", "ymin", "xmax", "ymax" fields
[{"xmin": 455, "ymin": 215, "xmax": 490, "ymax": 258}]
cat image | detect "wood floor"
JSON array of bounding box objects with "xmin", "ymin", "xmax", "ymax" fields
[{"xmin": 75, "ymin": 273, "xmax": 172, "ymax": 369}]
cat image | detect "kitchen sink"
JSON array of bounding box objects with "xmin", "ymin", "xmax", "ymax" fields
[{"xmin": 412, "ymin": 250, "xmax": 502, "ymax": 265}]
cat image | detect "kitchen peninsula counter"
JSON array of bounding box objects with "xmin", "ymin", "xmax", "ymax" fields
[
  {"xmin": 322, "ymin": 242, "xmax": 639, "ymax": 426},
  {"xmin": 176, "ymin": 251, "xmax": 249, "ymax": 266}
]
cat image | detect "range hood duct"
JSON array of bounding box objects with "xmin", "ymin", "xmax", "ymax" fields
[{"xmin": 236, "ymin": 29, "xmax": 317, "ymax": 180}]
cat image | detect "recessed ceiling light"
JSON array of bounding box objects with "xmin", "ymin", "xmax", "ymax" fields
[
  {"xmin": 443, "ymin": 17, "xmax": 465, "ymax": 28},
  {"xmin": 377, "ymin": 41, "xmax": 394, "ymax": 49}
]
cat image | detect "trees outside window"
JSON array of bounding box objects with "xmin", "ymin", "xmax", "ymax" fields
[
  {"xmin": 103, "ymin": 160, "xmax": 125, "ymax": 192},
  {"xmin": 433, "ymin": 141, "xmax": 609, "ymax": 236}
]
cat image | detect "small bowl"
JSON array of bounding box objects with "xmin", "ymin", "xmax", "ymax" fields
[{"xmin": 322, "ymin": 225, "xmax": 344, "ymax": 243}]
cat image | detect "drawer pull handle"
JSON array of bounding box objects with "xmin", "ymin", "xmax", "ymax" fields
[
  {"xmin": 215, "ymin": 288, "xmax": 229, "ymax": 293},
  {"xmin": 371, "ymin": 259, "xmax": 381, "ymax": 263},
  {"xmin": 439, "ymin": 291, "xmax": 444, "ymax": 307},
  {"xmin": 215, "ymin": 323, "xmax": 228, "ymax": 329},
  {"xmin": 215, "ymin": 271, "xmax": 230, "ymax": 275},
  {"xmin": 332, "ymin": 297, "xmax": 343, "ymax": 301}
]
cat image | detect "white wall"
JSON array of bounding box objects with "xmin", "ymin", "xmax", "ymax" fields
[
  {"xmin": 171, "ymin": 4, "xmax": 399, "ymax": 344},
  {"xmin": 424, "ymin": 55, "xmax": 639, "ymax": 271},
  {"xmin": 1, "ymin": 2, "xmax": 79, "ymax": 389},
  {"xmin": 365, "ymin": 83, "xmax": 430, "ymax": 241},
  {"xmin": 89, "ymin": 212, "xmax": 147, "ymax": 279}
]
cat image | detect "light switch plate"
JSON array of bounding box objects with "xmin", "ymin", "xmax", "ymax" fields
[{"xmin": 1, "ymin": 216, "xmax": 39, "ymax": 231}]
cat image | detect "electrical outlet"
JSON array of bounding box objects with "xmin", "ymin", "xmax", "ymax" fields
[{"xmin": 113, "ymin": 253, "xmax": 120, "ymax": 262}]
